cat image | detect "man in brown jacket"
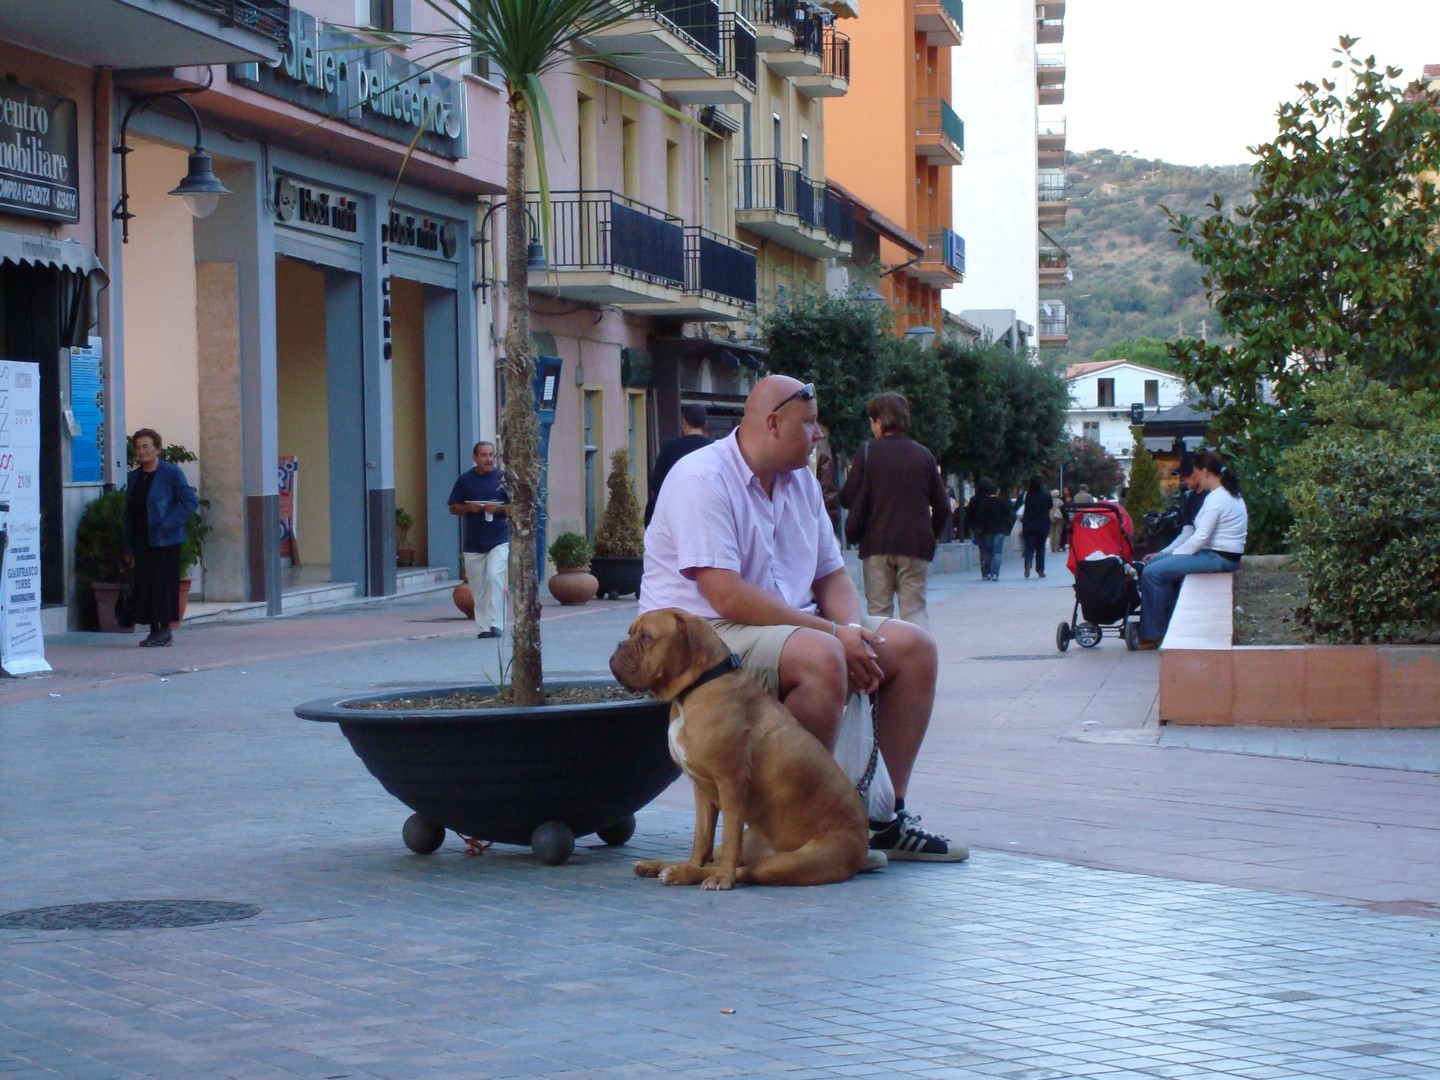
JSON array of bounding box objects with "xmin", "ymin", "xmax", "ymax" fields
[{"xmin": 839, "ymin": 393, "xmax": 951, "ymax": 629}]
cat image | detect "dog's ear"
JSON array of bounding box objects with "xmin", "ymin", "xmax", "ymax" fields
[{"xmin": 680, "ymin": 610, "xmax": 709, "ymax": 663}]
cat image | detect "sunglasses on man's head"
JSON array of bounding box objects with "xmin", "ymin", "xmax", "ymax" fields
[{"xmin": 770, "ymin": 382, "xmax": 815, "ymax": 414}]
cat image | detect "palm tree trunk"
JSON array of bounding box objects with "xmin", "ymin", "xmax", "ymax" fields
[{"xmin": 502, "ymin": 101, "xmax": 543, "ymax": 705}]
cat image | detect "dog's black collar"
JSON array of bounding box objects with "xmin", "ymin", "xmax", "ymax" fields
[{"xmin": 674, "ymin": 653, "xmax": 741, "ymax": 703}]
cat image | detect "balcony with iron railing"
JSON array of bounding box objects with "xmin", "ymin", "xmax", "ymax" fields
[
  {"xmin": 179, "ymin": 0, "xmax": 289, "ymax": 39},
  {"xmin": 525, "ymin": 190, "xmax": 687, "ymax": 306},
  {"xmin": 916, "ymin": 0, "xmax": 964, "ymax": 47},
  {"xmin": 742, "ymin": 0, "xmax": 802, "ymax": 51},
  {"xmin": 916, "ymin": 98, "xmax": 965, "ymax": 165},
  {"xmin": 1038, "ymin": 170, "xmax": 1068, "ymax": 225},
  {"xmin": 1037, "ymin": 48, "xmax": 1066, "ymax": 105},
  {"xmin": 765, "ymin": 7, "xmax": 826, "ymax": 76},
  {"xmin": 795, "ymin": 26, "xmax": 850, "ymax": 98},
  {"xmin": 587, "ymin": 0, "xmax": 721, "ymax": 82},
  {"xmin": 1039, "ymin": 301, "xmax": 1069, "ymax": 347},
  {"xmin": 1039, "ymin": 246, "xmax": 1069, "ymax": 287},
  {"xmin": 1037, "ymin": 116, "xmax": 1066, "ymax": 165},
  {"xmin": 915, "ymin": 228, "xmax": 966, "ymax": 285},
  {"xmin": 654, "ymin": 10, "xmax": 758, "ymax": 104},
  {"xmin": 735, "ymin": 159, "xmax": 852, "ymax": 259},
  {"xmin": 687, "ymin": 226, "xmax": 757, "ymax": 309},
  {"xmin": 1036, "ymin": 1, "xmax": 1064, "ymax": 44}
]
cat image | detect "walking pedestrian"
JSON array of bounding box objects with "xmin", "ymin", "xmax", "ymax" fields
[
  {"xmin": 447, "ymin": 441, "xmax": 509, "ymax": 639},
  {"xmin": 643, "ymin": 404, "xmax": 711, "ymax": 526},
  {"xmin": 1019, "ymin": 474, "xmax": 1051, "ymax": 578}
]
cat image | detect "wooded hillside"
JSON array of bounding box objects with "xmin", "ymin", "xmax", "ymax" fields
[{"xmin": 1052, "ymin": 150, "xmax": 1256, "ymax": 361}]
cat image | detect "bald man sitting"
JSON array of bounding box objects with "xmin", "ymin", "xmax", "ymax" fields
[{"xmin": 639, "ymin": 375, "xmax": 966, "ymax": 862}]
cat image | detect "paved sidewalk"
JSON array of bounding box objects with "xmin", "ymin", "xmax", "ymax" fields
[{"xmin": 4, "ymin": 558, "xmax": 1440, "ymax": 1078}]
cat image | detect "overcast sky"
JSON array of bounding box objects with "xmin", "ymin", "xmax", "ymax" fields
[{"xmin": 1064, "ymin": 2, "xmax": 1440, "ymax": 167}]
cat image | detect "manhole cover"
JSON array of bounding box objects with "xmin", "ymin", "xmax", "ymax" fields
[
  {"xmin": 970, "ymin": 654, "xmax": 1068, "ymax": 662},
  {"xmin": 0, "ymin": 900, "xmax": 260, "ymax": 931}
]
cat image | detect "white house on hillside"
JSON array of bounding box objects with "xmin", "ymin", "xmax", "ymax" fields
[{"xmin": 1065, "ymin": 361, "xmax": 1187, "ymax": 478}]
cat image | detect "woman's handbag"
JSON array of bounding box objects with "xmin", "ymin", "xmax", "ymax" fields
[
  {"xmin": 843, "ymin": 443, "xmax": 869, "ymax": 547},
  {"xmin": 114, "ymin": 584, "xmax": 135, "ymax": 630}
]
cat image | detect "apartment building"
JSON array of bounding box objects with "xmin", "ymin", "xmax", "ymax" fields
[
  {"xmin": 0, "ymin": 0, "xmax": 873, "ymax": 632},
  {"xmin": 2, "ymin": 1, "xmax": 533, "ymax": 625},
  {"xmin": 943, "ymin": 0, "xmax": 1070, "ymax": 353},
  {"xmin": 494, "ymin": 0, "xmax": 856, "ymax": 550},
  {"xmin": 823, "ymin": 0, "xmax": 966, "ymax": 336}
]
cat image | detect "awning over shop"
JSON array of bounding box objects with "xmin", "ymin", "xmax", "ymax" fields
[
  {"xmin": 0, "ymin": 231, "xmax": 110, "ymax": 347},
  {"xmin": 0, "ymin": 231, "xmax": 106, "ymax": 276}
]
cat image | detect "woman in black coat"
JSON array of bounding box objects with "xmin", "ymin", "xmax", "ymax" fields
[
  {"xmin": 1018, "ymin": 474, "xmax": 1052, "ymax": 579},
  {"xmin": 124, "ymin": 428, "xmax": 198, "ymax": 647}
]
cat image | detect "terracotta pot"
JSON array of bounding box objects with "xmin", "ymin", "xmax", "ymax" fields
[
  {"xmin": 453, "ymin": 581, "xmax": 474, "ymax": 619},
  {"xmin": 396, "ymin": 549, "xmax": 416, "ymax": 567},
  {"xmin": 91, "ymin": 582, "xmax": 136, "ymax": 634},
  {"xmin": 547, "ymin": 568, "xmax": 598, "ymax": 606},
  {"xmin": 172, "ymin": 577, "xmax": 192, "ymax": 628}
]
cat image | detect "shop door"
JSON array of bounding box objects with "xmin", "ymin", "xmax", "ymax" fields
[
  {"xmin": 0, "ymin": 261, "xmax": 65, "ymax": 605},
  {"xmin": 274, "ymin": 257, "xmax": 367, "ymax": 587}
]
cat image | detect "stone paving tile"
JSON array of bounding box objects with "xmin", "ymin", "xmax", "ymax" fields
[{"xmin": 6, "ymin": 814, "xmax": 1440, "ymax": 1078}]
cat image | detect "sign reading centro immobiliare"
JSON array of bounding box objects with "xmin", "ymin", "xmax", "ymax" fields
[{"xmin": 0, "ymin": 84, "xmax": 80, "ymax": 223}]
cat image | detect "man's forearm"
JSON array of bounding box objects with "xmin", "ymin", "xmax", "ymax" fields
[
  {"xmin": 695, "ymin": 568, "xmax": 831, "ymax": 632},
  {"xmin": 812, "ymin": 567, "xmax": 863, "ymax": 626}
]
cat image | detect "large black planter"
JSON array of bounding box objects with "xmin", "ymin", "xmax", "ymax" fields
[
  {"xmin": 591, "ymin": 555, "xmax": 643, "ymax": 599},
  {"xmin": 295, "ymin": 679, "xmax": 677, "ymax": 865}
]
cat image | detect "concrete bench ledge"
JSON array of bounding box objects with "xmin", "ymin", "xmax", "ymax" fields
[{"xmin": 1159, "ymin": 564, "xmax": 1440, "ymax": 727}]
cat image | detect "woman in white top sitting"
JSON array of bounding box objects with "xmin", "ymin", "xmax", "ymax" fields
[{"xmin": 1137, "ymin": 449, "xmax": 1248, "ymax": 648}]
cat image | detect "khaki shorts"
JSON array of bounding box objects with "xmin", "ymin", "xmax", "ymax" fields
[{"xmin": 710, "ymin": 615, "xmax": 889, "ymax": 697}]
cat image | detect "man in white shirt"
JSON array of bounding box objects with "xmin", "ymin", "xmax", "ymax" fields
[{"xmin": 641, "ymin": 376, "xmax": 966, "ymax": 862}]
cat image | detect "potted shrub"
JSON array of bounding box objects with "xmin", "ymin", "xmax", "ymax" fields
[
  {"xmin": 395, "ymin": 506, "xmax": 416, "ymax": 567},
  {"xmin": 175, "ymin": 499, "xmax": 212, "ymax": 624},
  {"xmin": 74, "ymin": 489, "xmax": 131, "ymax": 632},
  {"xmin": 546, "ymin": 531, "xmax": 597, "ymax": 606},
  {"xmin": 591, "ymin": 448, "xmax": 645, "ymax": 599}
]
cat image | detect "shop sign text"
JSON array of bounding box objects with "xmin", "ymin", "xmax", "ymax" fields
[
  {"xmin": 0, "ymin": 84, "xmax": 79, "ymax": 223},
  {"xmin": 229, "ymin": 7, "xmax": 465, "ymax": 160}
]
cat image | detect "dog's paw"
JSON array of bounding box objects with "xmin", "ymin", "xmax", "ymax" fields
[
  {"xmin": 633, "ymin": 860, "xmax": 666, "ymax": 878},
  {"xmin": 700, "ymin": 870, "xmax": 736, "ymax": 891},
  {"xmin": 657, "ymin": 863, "xmax": 710, "ymax": 886}
]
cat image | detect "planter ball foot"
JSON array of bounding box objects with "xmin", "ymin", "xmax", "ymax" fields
[
  {"xmin": 402, "ymin": 814, "xmax": 447, "ymax": 855},
  {"xmin": 595, "ymin": 814, "xmax": 636, "ymax": 847},
  {"xmin": 531, "ymin": 821, "xmax": 576, "ymax": 866}
]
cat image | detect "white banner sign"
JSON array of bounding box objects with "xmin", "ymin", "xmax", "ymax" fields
[{"xmin": 1, "ymin": 358, "xmax": 50, "ymax": 676}]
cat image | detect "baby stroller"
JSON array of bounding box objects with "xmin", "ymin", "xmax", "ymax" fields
[{"xmin": 1057, "ymin": 502, "xmax": 1143, "ymax": 651}]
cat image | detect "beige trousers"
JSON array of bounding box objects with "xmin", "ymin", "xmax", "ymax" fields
[
  {"xmin": 463, "ymin": 545, "xmax": 509, "ymax": 632},
  {"xmin": 862, "ymin": 554, "xmax": 931, "ymax": 630}
]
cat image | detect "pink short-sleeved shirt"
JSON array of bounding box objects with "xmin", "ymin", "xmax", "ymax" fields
[{"xmin": 638, "ymin": 431, "xmax": 844, "ymax": 618}]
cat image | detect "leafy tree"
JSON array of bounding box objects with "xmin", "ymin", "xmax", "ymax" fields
[
  {"xmin": 1163, "ymin": 39, "xmax": 1440, "ymax": 552},
  {"xmin": 1058, "ymin": 436, "xmax": 1123, "ymax": 498},
  {"xmin": 875, "ymin": 335, "xmax": 953, "ymax": 459},
  {"xmin": 762, "ymin": 285, "xmax": 890, "ymax": 453},
  {"xmin": 1123, "ymin": 427, "xmax": 1164, "ymax": 522},
  {"xmin": 937, "ymin": 341, "xmax": 1068, "ymax": 489},
  {"xmin": 1280, "ymin": 368, "xmax": 1440, "ymax": 641}
]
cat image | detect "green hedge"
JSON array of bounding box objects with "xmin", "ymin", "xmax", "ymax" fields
[{"xmin": 1280, "ymin": 371, "xmax": 1440, "ymax": 643}]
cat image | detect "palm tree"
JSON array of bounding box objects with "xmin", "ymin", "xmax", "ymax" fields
[{"xmin": 416, "ymin": 0, "xmax": 681, "ymax": 704}]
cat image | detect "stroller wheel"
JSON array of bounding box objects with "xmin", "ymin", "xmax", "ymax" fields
[
  {"xmin": 1056, "ymin": 621, "xmax": 1072, "ymax": 652},
  {"xmin": 1126, "ymin": 623, "xmax": 1142, "ymax": 651},
  {"xmin": 1075, "ymin": 622, "xmax": 1102, "ymax": 648}
]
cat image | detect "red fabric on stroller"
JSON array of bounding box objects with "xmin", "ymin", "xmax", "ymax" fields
[{"xmin": 1065, "ymin": 502, "xmax": 1135, "ymax": 574}]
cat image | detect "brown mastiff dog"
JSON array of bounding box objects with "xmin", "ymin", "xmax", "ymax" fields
[{"xmin": 609, "ymin": 608, "xmax": 872, "ymax": 889}]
